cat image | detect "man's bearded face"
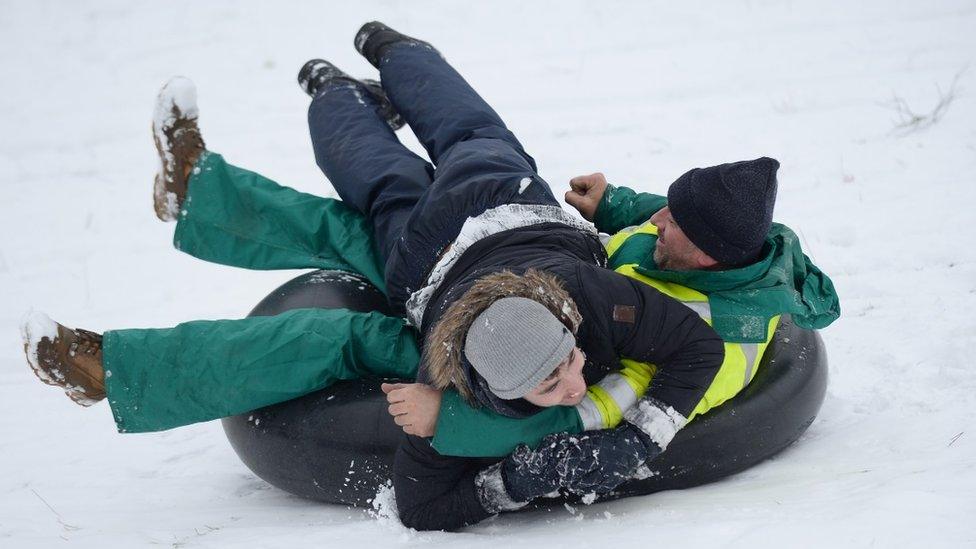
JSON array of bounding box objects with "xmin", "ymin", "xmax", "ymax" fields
[{"xmin": 650, "ymin": 207, "xmax": 710, "ymax": 271}]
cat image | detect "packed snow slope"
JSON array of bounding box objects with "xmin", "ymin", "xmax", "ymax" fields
[{"xmin": 2, "ymin": 1, "xmax": 974, "ymax": 547}]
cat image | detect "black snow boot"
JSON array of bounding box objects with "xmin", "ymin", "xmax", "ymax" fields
[
  {"xmin": 297, "ymin": 59, "xmax": 404, "ymax": 130},
  {"xmin": 354, "ymin": 21, "xmax": 433, "ymax": 69}
]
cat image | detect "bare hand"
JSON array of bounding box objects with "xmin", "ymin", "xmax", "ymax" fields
[
  {"xmin": 381, "ymin": 382, "xmax": 443, "ymax": 437},
  {"xmin": 565, "ymin": 172, "xmax": 609, "ymax": 221}
]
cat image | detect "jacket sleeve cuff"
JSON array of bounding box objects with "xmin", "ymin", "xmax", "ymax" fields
[
  {"xmin": 594, "ymin": 184, "xmax": 669, "ymax": 235},
  {"xmin": 623, "ymin": 396, "xmax": 687, "ymax": 451},
  {"xmin": 474, "ymin": 462, "xmax": 529, "ymax": 514},
  {"xmin": 593, "ymin": 184, "xmax": 618, "ymax": 233}
]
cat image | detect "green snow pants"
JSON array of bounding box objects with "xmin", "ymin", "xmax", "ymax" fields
[
  {"xmin": 103, "ymin": 152, "xmax": 581, "ymax": 453},
  {"xmin": 102, "ymin": 153, "xmax": 419, "ymax": 433}
]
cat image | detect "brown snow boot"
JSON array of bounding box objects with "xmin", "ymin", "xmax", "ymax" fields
[
  {"xmin": 152, "ymin": 76, "xmax": 206, "ymax": 221},
  {"xmin": 22, "ymin": 312, "xmax": 106, "ymax": 406}
]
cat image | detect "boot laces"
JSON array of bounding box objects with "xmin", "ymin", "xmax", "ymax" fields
[{"xmin": 70, "ymin": 328, "xmax": 103, "ymax": 357}]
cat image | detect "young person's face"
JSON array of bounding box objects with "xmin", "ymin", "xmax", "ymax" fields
[{"xmin": 522, "ymin": 347, "xmax": 587, "ymax": 407}]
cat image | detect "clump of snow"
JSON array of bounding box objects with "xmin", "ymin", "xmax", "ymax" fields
[
  {"xmin": 20, "ymin": 310, "xmax": 59, "ymax": 383},
  {"xmin": 164, "ymin": 191, "xmax": 180, "ymax": 219},
  {"xmin": 155, "ymin": 76, "xmax": 198, "ymax": 125},
  {"xmin": 623, "ymin": 399, "xmax": 687, "ymax": 450},
  {"xmin": 518, "ymin": 177, "xmax": 532, "ymax": 194},
  {"xmin": 367, "ymin": 479, "xmax": 421, "ymax": 540},
  {"xmin": 368, "ymin": 480, "xmax": 398, "ymax": 522},
  {"xmin": 152, "ymin": 76, "xmax": 198, "ymax": 221}
]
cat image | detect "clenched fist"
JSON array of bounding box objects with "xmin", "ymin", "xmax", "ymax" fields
[
  {"xmin": 565, "ymin": 172, "xmax": 609, "ymax": 221},
  {"xmin": 381, "ymin": 382, "xmax": 443, "ymax": 437}
]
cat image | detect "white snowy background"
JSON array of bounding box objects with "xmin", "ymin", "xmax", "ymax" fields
[{"xmin": 2, "ymin": 1, "xmax": 974, "ymax": 547}]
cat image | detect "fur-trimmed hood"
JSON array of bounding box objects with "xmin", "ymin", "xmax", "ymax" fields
[{"xmin": 422, "ymin": 269, "xmax": 582, "ymax": 413}]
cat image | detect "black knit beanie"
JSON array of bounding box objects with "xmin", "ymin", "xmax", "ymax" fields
[{"xmin": 666, "ymin": 157, "xmax": 779, "ymax": 267}]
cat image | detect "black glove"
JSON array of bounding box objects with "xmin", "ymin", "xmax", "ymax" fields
[
  {"xmin": 474, "ymin": 433, "xmax": 578, "ymax": 514},
  {"xmin": 557, "ymin": 423, "xmax": 663, "ymax": 496},
  {"xmin": 476, "ymin": 425, "xmax": 664, "ymax": 513},
  {"xmin": 500, "ymin": 433, "xmax": 576, "ymax": 503}
]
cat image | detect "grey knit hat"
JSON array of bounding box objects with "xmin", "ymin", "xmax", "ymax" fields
[{"xmin": 464, "ymin": 297, "xmax": 576, "ymax": 399}]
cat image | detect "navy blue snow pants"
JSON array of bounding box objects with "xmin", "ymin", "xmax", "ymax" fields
[{"xmin": 307, "ymin": 42, "xmax": 561, "ymax": 315}]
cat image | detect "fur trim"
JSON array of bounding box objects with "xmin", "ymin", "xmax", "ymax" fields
[
  {"xmin": 424, "ymin": 269, "xmax": 582, "ymax": 404},
  {"xmin": 405, "ymin": 203, "xmax": 596, "ymax": 326}
]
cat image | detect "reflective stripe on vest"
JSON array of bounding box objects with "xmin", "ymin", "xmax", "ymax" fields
[
  {"xmin": 575, "ymin": 220, "xmax": 779, "ymax": 429},
  {"xmin": 577, "ymin": 359, "xmax": 657, "ymax": 430},
  {"xmin": 741, "ymin": 340, "xmax": 760, "ymax": 387},
  {"xmin": 682, "ymin": 301, "xmax": 712, "ymax": 322},
  {"xmin": 576, "ymin": 397, "xmax": 603, "ymax": 431}
]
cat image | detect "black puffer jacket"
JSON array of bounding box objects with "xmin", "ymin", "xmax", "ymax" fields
[{"xmin": 394, "ymin": 223, "xmax": 725, "ymax": 531}]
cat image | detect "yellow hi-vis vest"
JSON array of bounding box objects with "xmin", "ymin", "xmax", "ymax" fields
[{"xmin": 574, "ymin": 220, "xmax": 781, "ymax": 431}]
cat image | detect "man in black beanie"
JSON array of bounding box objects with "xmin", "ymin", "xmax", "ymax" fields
[
  {"xmin": 567, "ymin": 157, "xmax": 780, "ymax": 271},
  {"xmin": 555, "ymin": 158, "xmax": 838, "ymax": 349}
]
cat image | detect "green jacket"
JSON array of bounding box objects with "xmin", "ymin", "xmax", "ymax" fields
[{"xmin": 596, "ymin": 184, "xmax": 841, "ymax": 343}]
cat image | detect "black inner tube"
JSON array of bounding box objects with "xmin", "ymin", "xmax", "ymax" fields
[{"xmin": 222, "ymin": 270, "xmax": 828, "ymax": 508}]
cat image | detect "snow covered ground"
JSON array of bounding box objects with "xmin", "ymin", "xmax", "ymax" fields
[{"xmin": 2, "ymin": 1, "xmax": 975, "ymax": 546}]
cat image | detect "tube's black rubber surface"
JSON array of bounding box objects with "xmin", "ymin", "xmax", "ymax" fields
[{"xmin": 222, "ymin": 269, "xmax": 828, "ymax": 508}]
